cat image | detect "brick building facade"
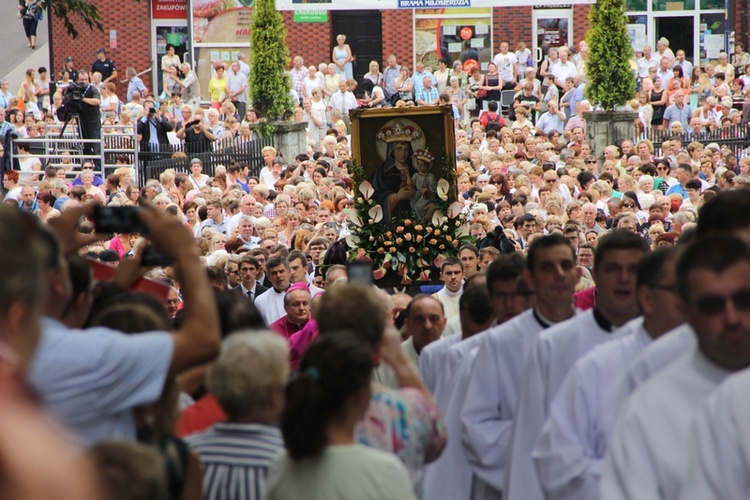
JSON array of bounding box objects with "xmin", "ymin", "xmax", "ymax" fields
[{"xmin": 49, "ymin": 1, "xmax": 741, "ymax": 102}]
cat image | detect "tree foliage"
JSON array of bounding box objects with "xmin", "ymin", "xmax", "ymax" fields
[
  {"xmin": 250, "ymin": 0, "xmax": 294, "ymax": 135},
  {"xmin": 585, "ymin": 0, "xmax": 635, "ymax": 110},
  {"xmin": 42, "ymin": 0, "xmax": 141, "ymax": 38}
]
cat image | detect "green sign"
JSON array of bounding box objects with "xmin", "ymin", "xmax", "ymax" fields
[
  {"xmin": 293, "ymin": 10, "xmax": 328, "ymax": 22},
  {"xmin": 166, "ymin": 33, "xmax": 181, "ymax": 46}
]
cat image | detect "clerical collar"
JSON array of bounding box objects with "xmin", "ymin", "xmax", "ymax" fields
[
  {"xmin": 593, "ymin": 307, "xmax": 614, "ymax": 332},
  {"xmin": 443, "ymin": 284, "xmax": 463, "ymax": 297},
  {"xmin": 533, "ymin": 307, "xmax": 574, "ymax": 329}
]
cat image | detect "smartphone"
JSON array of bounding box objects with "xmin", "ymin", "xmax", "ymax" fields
[
  {"xmin": 93, "ymin": 206, "xmax": 147, "ymax": 234},
  {"xmin": 348, "ymin": 261, "xmax": 373, "ymax": 286},
  {"xmin": 141, "ymin": 244, "xmax": 173, "ymax": 267}
]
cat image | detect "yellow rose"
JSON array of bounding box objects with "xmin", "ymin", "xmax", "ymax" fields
[
  {"xmin": 377, "ymin": 247, "xmax": 385, "ymax": 254},
  {"xmin": 416, "ymin": 235, "xmax": 423, "ymax": 243},
  {"xmin": 409, "ymin": 246, "xmax": 416, "ymax": 253},
  {"xmin": 404, "ymin": 219, "xmax": 412, "ymax": 227}
]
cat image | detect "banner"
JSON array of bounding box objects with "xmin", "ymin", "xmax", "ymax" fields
[
  {"xmin": 278, "ymin": 0, "xmax": 593, "ymax": 10},
  {"xmin": 153, "ymin": 0, "xmax": 188, "ymax": 19}
]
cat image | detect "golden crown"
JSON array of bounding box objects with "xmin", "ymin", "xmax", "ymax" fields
[
  {"xmin": 376, "ymin": 120, "xmax": 422, "ymax": 143},
  {"xmin": 413, "ymin": 148, "xmax": 435, "ymax": 163}
]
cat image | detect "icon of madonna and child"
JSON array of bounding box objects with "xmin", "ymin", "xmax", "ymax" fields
[{"xmin": 369, "ymin": 118, "xmax": 442, "ymax": 223}]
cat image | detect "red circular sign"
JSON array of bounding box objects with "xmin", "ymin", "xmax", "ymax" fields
[
  {"xmin": 460, "ymin": 27, "xmax": 473, "ymax": 40},
  {"xmin": 463, "ymin": 59, "xmax": 479, "ymax": 72}
]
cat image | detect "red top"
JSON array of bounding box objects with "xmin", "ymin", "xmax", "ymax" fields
[{"xmin": 175, "ymin": 393, "xmax": 226, "ymax": 438}]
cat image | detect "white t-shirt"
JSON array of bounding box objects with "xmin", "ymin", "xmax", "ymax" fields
[
  {"xmin": 493, "ymin": 52, "xmax": 518, "ymax": 82},
  {"xmin": 19, "ymin": 155, "xmax": 41, "ymax": 183}
]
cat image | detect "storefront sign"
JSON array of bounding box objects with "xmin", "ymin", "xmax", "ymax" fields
[
  {"xmin": 293, "ymin": 10, "xmax": 328, "ymax": 22},
  {"xmin": 153, "ymin": 0, "xmax": 188, "ymax": 19},
  {"xmin": 279, "ymin": 0, "xmax": 591, "ymax": 10},
  {"xmin": 398, "ymin": 0, "xmax": 470, "ymax": 7}
]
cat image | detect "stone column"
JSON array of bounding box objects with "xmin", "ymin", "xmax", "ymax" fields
[
  {"xmin": 584, "ymin": 111, "xmax": 638, "ymax": 162},
  {"xmin": 272, "ymin": 121, "xmax": 307, "ymax": 162}
]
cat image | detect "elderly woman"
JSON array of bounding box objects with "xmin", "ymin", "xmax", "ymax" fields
[{"xmin": 185, "ymin": 331, "xmax": 289, "ymax": 497}]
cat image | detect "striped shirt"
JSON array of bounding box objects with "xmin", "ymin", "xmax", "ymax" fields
[{"xmin": 185, "ymin": 422, "xmax": 283, "ymax": 500}]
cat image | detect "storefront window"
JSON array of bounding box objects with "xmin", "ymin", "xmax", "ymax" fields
[
  {"xmin": 414, "ymin": 8, "xmax": 493, "ymax": 72},
  {"xmin": 190, "ymin": 0, "xmax": 253, "ymax": 102}
]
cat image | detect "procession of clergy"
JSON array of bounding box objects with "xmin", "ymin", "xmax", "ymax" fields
[{"xmin": 411, "ymin": 190, "xmax": 750, "ymax": 499}]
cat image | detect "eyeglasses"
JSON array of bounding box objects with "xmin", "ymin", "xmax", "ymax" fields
[
  {"xmin": 656, "ymin": 166, "xmax": 668, "ymax": 171},
  {"xmin": 622, "ymin": 203, "xmax": 635, "ymax": 208},
  {"xmin": 692, "ymin": 289, "xmax": 750, "ymax": 316},
  {"xmin": 586, "ymin": 160, "xmax": 597, "ymax": 164},
  {"xmin": 226, "ymin": 270, "xmax": 239, "ymax": 275},
  {"xmin": 545, "ymin": 179, "xmax": 557, "ymax": 184}
]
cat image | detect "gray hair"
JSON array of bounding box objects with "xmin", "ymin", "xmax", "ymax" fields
[{"xmin": 206, "ymin": 330, "xmax": 290, "ymax": 421}]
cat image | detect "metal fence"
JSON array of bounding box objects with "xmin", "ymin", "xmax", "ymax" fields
[
  {"xmin": 638, "ymin": 123, "xmax": 750, "ymax": 158},
  {"xmin": 9, "ymin": 123, "xmax": 138, "ymax": 184},
  {"xmin": 7, "ymin": 124, "xmax": 274, "ymax": 188},
  {"xmin": 138, "ymin": 134, "xmax": 274, "ymax": 186}
]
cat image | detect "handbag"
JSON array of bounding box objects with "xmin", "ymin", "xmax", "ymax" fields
[{"xmin": 475, "ymin": 76, "xmax": 488, "ymax": 99}]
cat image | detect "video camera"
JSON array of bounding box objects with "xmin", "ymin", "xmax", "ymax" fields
[{"xmin": 56, "ymin": 83, "xmax": 89, "ymax": 121}]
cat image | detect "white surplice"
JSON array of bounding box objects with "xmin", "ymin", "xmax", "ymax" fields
[
  {"xmin": 601, "ymin": 347, "xmax": 733, "ymax": 500},
  {"xmin": 503, "ymin": 309, "xmax": 625, "ymax": 500},
  {"xmin": 419, "ymin": 333, "xmax": 461, "ymax": 395},
  {"xmin": 532, "ymin": 317, "xmax": 651, "ymax": 500},
  {"xmin": 679, "ymin": 369, "xmax": 750, "ymax": 500},
  {"xmin": 432, "ymin": 286, "xmax": 462, "ymax": 321},
  {"xmin": 459, "ymin": 309, "xmax": 548, "ymax": 493},
  {"xmin": 622, "ymin": 323, "xmax": 694, "ymax": 396},
  {"xmin": 423, "ymin": 339, "xmax": 491, "ymax": 500}
]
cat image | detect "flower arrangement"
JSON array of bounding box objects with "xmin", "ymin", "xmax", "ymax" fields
[{"xmin": 345, "ymin": 155, "xmax": 474, "ymax": 285}]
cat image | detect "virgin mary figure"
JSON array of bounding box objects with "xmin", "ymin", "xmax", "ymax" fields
[{"xmin": 369, "ymin": 119, "xmax": 426, "ymax": 221}]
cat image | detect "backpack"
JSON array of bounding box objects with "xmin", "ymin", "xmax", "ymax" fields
[{"xmin": 484, "ymin": 112, "xmax": 504, "ymax": 132}]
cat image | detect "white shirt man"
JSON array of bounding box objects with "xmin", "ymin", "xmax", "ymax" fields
[
  {"xmin": 227, "ymin": 195, "xmax": 257, "ymax": 235},
  {"xmin": 637, "ymin": 45, "xmax": 658, "ymax": 79},
  {"xmin": 672, "ymin": 49, "xmax": 693, "ymax": 79},
  {"xmin": 432, "ymin": 259, "xmax": 464, "ymax": 321},
  {"xmin": 552, "ymin": 49, "xmax": 578, "ymax": 89},
  {"xmin": 503, "ymin": 231, "xmax": 647, "ymax": 500},
  {"xmin": 253, "ymin": 257, "xmax": 291, "ymax": 325},
  {"xmin": 493, "ymin": 42, "xmax": 518, "ymax": 86},
  {"xmin": 423, "ymin": 255, "xmax": 530, "ymax": 500},
  {"xmin": 532, "ymin": 247, "xmax": 684, "ymax": 500},
  {"xmin": 327, "ymin": 80, "xmax": 357, "ymax": 116},
  {"xmin": 656, "ymin": 57, "xmax": 674, "ymax": 88},
  {"xmin": 461, "ymin": 236, "xmax": 579, "ymax": 496},
  {"xmin": 679, "ymin": 367, "xmax": 750, "ymax": 499},
  {"xmin": 602, "ymin": 236, "xmax": 750, "ymax": 500}
]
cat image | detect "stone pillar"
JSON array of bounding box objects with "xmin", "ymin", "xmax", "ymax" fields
[
  {"xmin": 584, "ymin": 111, "xmax": 638, "ymax": 161},
  {"xmin": 272, "ymin": 121, "xmax": 307, "ymax": 161}
]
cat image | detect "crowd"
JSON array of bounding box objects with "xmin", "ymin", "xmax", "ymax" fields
[{"xmin": 3, "ymin": 34, "xmax": 750, "ymax": 500}]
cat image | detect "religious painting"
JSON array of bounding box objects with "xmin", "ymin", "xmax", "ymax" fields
[
  {"xmin": 351, "ymin": 105, "xmax": 456, "ymax": 225},
  {"xmin": 347, "ymin": 105, "xmax": 472, "ymax": 286}
]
